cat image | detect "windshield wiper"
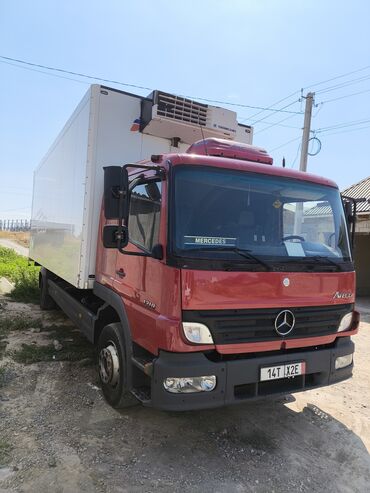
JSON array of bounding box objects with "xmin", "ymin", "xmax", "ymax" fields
[
  {"xmin": 308, "ymin": 255, "xmax": 343, "ymax": 271},
  {"xmin": 181, "ymin": 246, "xmax": 272, "ymax": 271}
]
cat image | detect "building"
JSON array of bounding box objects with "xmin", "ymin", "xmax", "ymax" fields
[
  {"xmin": 342, "ymin": 176, "xmax": 370, "ymax": 296},
  {"xmin": 299, "ymin": 176, "xmax": 369, "ymax": 296}
]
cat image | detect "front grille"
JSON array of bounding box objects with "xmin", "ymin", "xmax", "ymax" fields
[{"xmin": 182, "ymin": 304, "xmax": 353, "ymax": 344}]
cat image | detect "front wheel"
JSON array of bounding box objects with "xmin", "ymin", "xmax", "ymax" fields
[{"xmin": 97, "ymin": 323, "xmax": 138, "ymax": 409}]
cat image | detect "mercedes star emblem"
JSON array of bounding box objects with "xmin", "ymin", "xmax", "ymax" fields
[{"xmin": 274, "ymin": 310, "xmax": 295, "ymax": 336}]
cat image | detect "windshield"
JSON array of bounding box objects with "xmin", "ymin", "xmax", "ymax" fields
[{"xmin": 172, "ymin": 166, "xmax": 352, "ymax": 269}]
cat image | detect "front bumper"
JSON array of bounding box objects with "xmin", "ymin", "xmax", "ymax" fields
[{"xmin": 149, "ymin": 337, "xmax": 354, "ymax": 411}]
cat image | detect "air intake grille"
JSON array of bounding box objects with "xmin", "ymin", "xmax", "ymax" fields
[
  {"xmin": 182, "ymin": 304, "xmax": 353, "ymax": 345},
  {"xmin": 155, "ymin": 91, "xmax": 208, "ymax": 126}
]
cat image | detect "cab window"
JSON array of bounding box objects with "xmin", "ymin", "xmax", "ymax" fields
[{"xmin": 128, "ymin": 181, "xmax": 162, "ymax": 251}]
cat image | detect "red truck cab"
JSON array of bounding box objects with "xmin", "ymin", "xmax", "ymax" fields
[{"xmin": 87, "ymin": 139, "xmax": 359, "ymax": 410}]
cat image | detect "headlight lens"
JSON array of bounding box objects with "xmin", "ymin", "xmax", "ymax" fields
[
  {"xmin": 338, "ymin": 312, "xmax": 353, "ymax": 332},
  {"xmin": 182, "ymin": 322, "xmax": 214, "ymax": 344},
  {"xmin": 164, "ymin": 375, "xmax": 217, "ymax": 393}
]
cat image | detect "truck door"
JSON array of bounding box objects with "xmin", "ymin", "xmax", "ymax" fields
[{"xmin": 113, "ymin": 177, "xmax": 164, "ymax": 351}]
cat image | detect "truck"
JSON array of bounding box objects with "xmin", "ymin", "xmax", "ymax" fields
[{"xmin": 30, "ymin": 84, "xmax": 360, "ymax": 411}]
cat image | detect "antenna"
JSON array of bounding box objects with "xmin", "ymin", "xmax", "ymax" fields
[{"xmin": 199, "ymin": 124, "xmax": 209, "ymax": 156}]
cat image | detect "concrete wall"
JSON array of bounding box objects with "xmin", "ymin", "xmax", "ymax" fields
[{"xmin": 356, "ymin": 216, "xmax": 370, "ymax": 234}]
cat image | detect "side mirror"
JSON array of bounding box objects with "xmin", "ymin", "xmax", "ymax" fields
[
  {"xmin": 103, "ymin": 166, "xmax": 129, "ymax": 220},
  {"xmin": 103, "ymin": 225, "xmax": 129, "ymax": 249},
  {"xmin": 103, "ymin": 225, "xmax": 163, "ymax": 259}
]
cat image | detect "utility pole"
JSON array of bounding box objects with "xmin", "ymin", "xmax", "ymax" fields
[
  {"xmin": 293, "ymin": 92, "xmax": 315, "ymax": 236},
  {"xmin": 299, "ymin": 92, "xmax": 315, "ymax": 172}
]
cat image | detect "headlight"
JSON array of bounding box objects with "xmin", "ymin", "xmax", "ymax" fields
[
  {"xmin": 163, "ymin": 376, "xmax": 217, "ymax": 393},
  {"xmin": 182, "ymin": 322, "xmax": 214, "ymax": 344},
  {"xmin": 338, "ymin": 312, "xmax": 353, "ymax": 332}
]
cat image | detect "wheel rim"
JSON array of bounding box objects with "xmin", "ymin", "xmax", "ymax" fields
[{"xmin": 99, "ymin": 341, "xmax": 120, "ymax": 387}]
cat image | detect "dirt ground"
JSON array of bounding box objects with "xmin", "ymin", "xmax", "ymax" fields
[
  {"xmin": 0, "ymin": 296, "xmax": 369, "ymax": 493},
  {"xmin": 0, "ymin": 232, "xmax": 30, "ymax": 250}
]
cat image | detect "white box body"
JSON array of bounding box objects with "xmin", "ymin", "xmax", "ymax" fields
[{"xmin": 30, "ymin": 85, "xmax": 253, "ymax": 289}]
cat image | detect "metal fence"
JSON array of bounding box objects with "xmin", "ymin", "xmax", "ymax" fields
[{"xmin": 0, "ymin": 219, "xmax": 30, "ymax": 231}]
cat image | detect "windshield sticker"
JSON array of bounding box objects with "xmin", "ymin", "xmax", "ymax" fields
[
  {"xmin": 284, "ymin": 241, "xmax": 306, "ymax": 257},
  {"xmin": 184, "ymin": 236, "xmax": 237, "ymax": 246},
  {"xmin": 273, "ymin": 199, "xmax": 282, "ymax": 209}
]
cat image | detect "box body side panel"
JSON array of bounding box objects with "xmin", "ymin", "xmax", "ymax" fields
[
  {"xmin": 30, "ymin": 85, "xmax": 190, "ymax": 288},
  {"xmin": 30, "ymin": 88, "xmax": 93, "ymax": 287}
]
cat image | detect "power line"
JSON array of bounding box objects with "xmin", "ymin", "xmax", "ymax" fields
[
  {"xmin": 0, "ymin": 59, "xmax": 90, "ymax": 86},
  {"xmin": 251, "ymin": 100, "xmax": 301, "ymax": 124},
  {"xmin": 240, "ymin": 90, "xmax": 301, "ymax": 122},
  {"xmin": 250, "ymin": 99, "xmax": 302, "ymax": 125},
  {"xmin": 269, "ymin": 136, "xmax": 301, "ymax": 152},
  {"xmin": 304, "ymin": 64, "xmax": 370, "ymax": 90},
  {"xmin": 0, "ymin": 55, "xmax": 152, "ymax": 91},
  {"xmin": 316, "ymin": 118, "xmax": 370, "ymax": 133},
  {"xmin": 312, "ymin": 102, "xmax": 324, "ymax": 118},
  {"xmin": 3, "ymin": 54, "xmax": 369, "ymax": 150},
  {"xmin": 320, "ymin": 87, "xmax": 370, "ymax": 104},
  {"xmin": 290, "ymin": 142, "xmax": 301, "ymax": 168},
  {"xmin": 183, "ymin": 95, "xmax": 302, "ymax": 113},
  {"xmin": 254, "ymin": 113, "xmax": 301, "ymax": 135},
  {"xmin": 319, "ymin": 123, "xmax": 370, "ymax": 137},
  {"xmin": 0, "ymin": 54, "xmax": 302, "ymax": 115},
  {"xmin": 315, "ymin": 73, "xmax": 370, "ymax": 95},
  {"xmin": 242, "ymin": 118, "xmax": 301, "ymax": 129}
]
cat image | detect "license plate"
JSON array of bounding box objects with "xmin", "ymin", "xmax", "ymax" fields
[{"xmin": 260, "ymin": 362, "xmax": 305, "ymax": 382}]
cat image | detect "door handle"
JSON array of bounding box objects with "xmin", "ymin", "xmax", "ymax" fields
[{"xmin": 116, "ymin": 268, "xmax": 126, "ymax": 278}]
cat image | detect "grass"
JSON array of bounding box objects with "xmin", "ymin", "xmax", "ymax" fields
[
  {"xmin": 0, "ymin": 439, "xmax": 11, "ymax": 466},
  {"xmin": 9, "ymin": 269, "xmax": 40, "ymax": 303},
  {"xmin": 11, "ymin": 344, "xmax": 56, "ymax": 364},
  {"xmin": 0, "ymin": 315, "xmax": 42, "ymax": 333},
  {"xmin": 0, "ymin": 246, "xmax": 40, "ymax": 303},
  {"xmin": 0, "ymin": 314, "xmax": 43, "ymax": 359},
  {"xmin": 0, "ymin": 309, "xmax": 95, "ymax": 365},
  {"xmin": 0, "ymin": 366, "xmax": 6, "ymax": 387},
  {"xmin": 0, "ymin": 339, "xmax": 8, "ymax": 359},
  {"xmin": 10, "ymin": 324, "xmax": 95, "ymax": 364}
]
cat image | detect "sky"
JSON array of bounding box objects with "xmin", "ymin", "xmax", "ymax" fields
[{"xmin": 0, "ymin": 0, "xmax": 370, "ymax": 220}]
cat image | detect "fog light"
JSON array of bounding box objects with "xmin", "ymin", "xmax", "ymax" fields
[
  {"xmin": 163, "ymin": 375, "xmax": 217, "ymax": 393},
  {"xmin": 335, "ymin": 354, "xmax": 353, "ymax": 370},
  {"xmin": 182, "ymin": 322, "xmax": 214, "ymax": 344},
  {"xmin": 338, "ymin": 312, "xmax": 353, "ymax": 332}
]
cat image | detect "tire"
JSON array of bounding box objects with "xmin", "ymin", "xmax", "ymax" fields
[
  {"xmin": 39, "ymin": 272, "xmax": 57, "ymax": 310},
  {"xmin": 97, "ymin": 322, "xmax": 138, "ymax": 409}
]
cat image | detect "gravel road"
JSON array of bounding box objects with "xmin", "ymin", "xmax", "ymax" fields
[{"xmin": 0, "ymin": 297, "xmax": 369, "ymax": 493}]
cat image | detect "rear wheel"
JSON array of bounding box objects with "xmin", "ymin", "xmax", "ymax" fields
[
  {"xmin": 97, "ymin": 323, "xmax": 138, "ymax": 408},
  {"xmin": 39, "ymin": 271, "xmax": 57, "ymax": 310}
]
